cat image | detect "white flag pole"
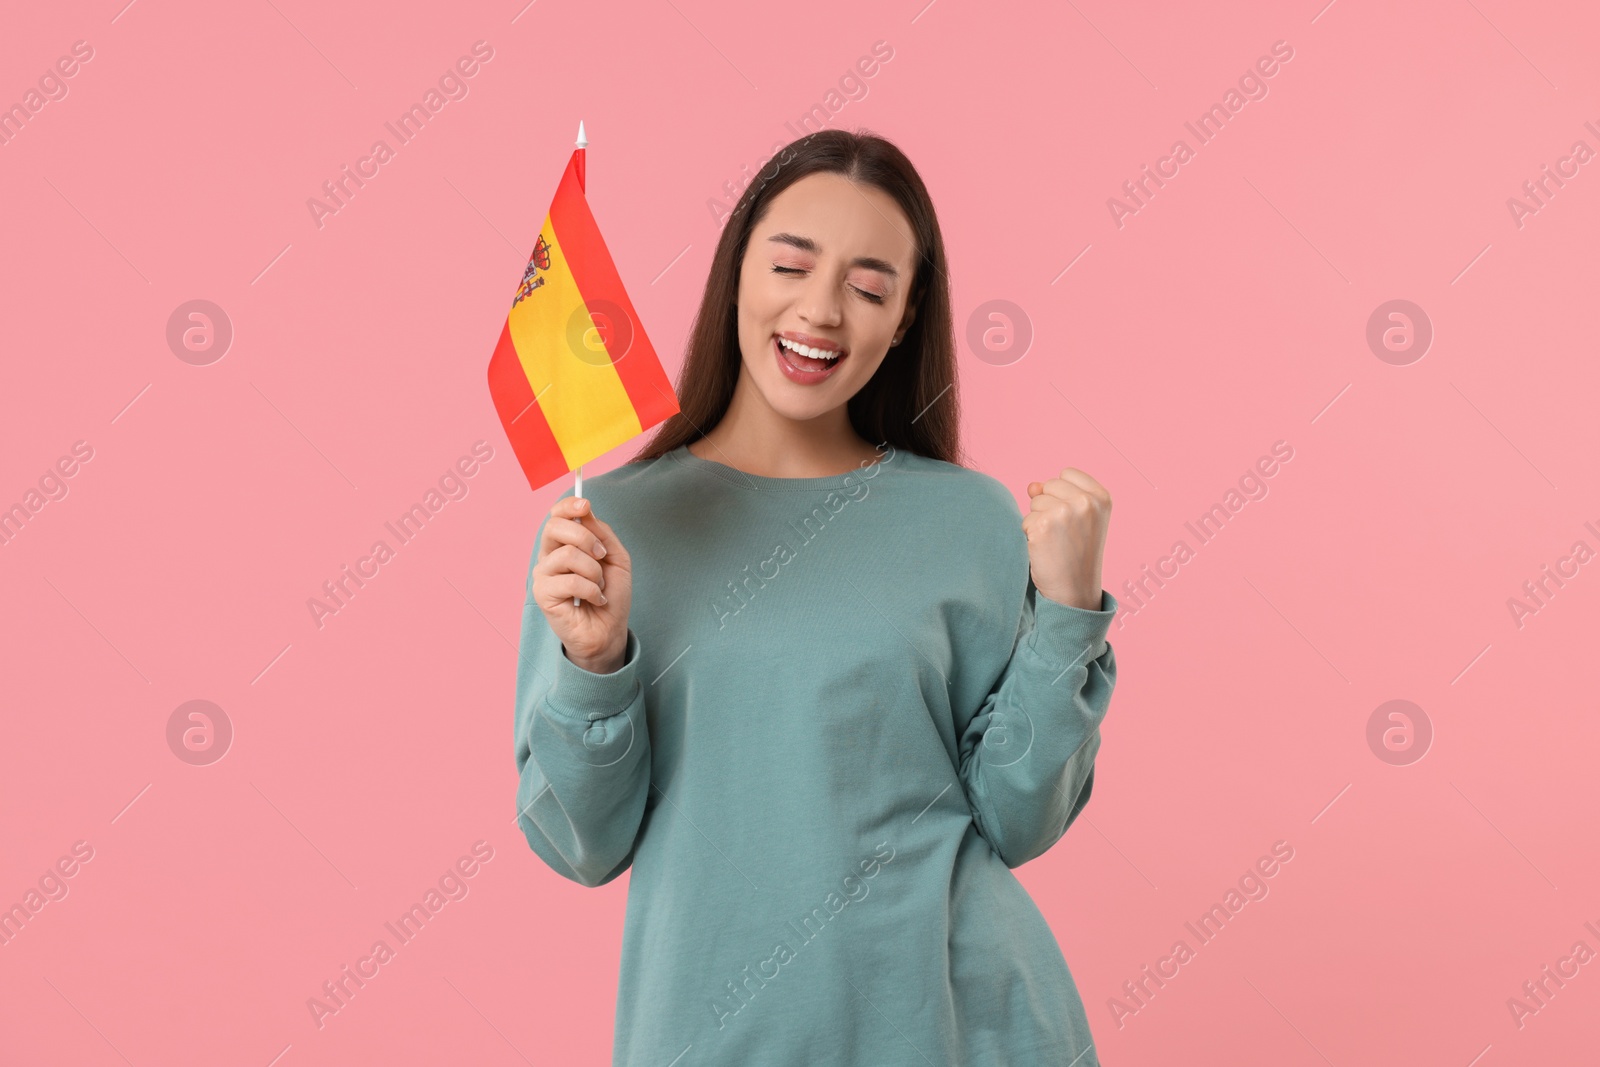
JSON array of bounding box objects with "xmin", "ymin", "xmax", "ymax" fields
[{"xmin": 572, "ymin": 118, "xmax": 588, "ymax": 607}]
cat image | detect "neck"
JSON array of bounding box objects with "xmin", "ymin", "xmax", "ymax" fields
[{"xmin": 691, "ymin": 373, "xmax": 880, "ymax": 478}]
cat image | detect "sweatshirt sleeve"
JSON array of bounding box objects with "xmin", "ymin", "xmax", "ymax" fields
[
  {"xmin": 513, "ymin": 510, "xmax": 652, "ymax": 888},
  {"xmin": 957, "ymin": 582, "xmax": 1118, "ymax": 869}
]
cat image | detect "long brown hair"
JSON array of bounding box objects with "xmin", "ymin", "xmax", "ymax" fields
[{"xmin": 631, "ymin": 127, "xmax": 963, "ymax": 466}]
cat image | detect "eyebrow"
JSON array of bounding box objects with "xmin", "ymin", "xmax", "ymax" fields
[{"xmin": 766, "ymin": 232, "xmax": 901, "ymax": 279}]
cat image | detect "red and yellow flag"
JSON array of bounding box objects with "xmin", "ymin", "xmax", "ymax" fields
[{"xmin": 487, "ymin": 146, "xmax": 680, "ymax": 491}]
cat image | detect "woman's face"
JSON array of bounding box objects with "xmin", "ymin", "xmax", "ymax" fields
[{"xmin": 734, "ymin": 171, "xmax": 920, "ymax": 424}]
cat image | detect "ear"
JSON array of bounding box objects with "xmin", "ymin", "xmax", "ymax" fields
[{"xmin": 896, "ymin": 295, "xmax": 919, "ymax": 339}]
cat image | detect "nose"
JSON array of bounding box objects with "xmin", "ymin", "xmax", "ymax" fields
[{"xmin": 795, "ymin": 270, "xmax": 842, "ymax": 329}]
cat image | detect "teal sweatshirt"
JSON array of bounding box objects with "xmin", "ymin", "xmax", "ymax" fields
[{"xmin": 514, "ymin": 441, "xmax": 1119, "ymax": 1066}]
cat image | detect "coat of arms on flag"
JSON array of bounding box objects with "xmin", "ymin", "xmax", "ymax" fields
[
  {"xmin": 487, "ymin": 129, "xmax": 680, "ymax": 493},
  {"xmin": 513, "ymin": 236, "xmax": 552, "ymax": 307}
]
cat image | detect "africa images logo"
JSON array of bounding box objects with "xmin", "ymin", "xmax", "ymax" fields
[{"xmin": 512, "ymin": 235, "xmax": 552, "ymax": 307}]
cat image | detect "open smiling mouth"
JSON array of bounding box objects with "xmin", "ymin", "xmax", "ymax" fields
[{"xmin": 773, "ymin": 334, "xmax": 848, "ymax": 383}]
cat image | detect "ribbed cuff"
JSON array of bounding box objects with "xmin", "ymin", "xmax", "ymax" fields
[
  {"xmin": 1026, "ymin": 589, "xmax": 1118, "ymax": 668},
  {"xmin": 546, "ymin": 628, "xmax": 642, "ymax": 723}
]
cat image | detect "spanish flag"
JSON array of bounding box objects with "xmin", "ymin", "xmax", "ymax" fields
[{"xmin": 487, "ymin": 135, "xmax": 680, "ymax": 492}]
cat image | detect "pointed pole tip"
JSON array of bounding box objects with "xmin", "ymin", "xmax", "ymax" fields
[{"xmin": 576, "ymin": 120, "xmax": 588, "ymax": 148}]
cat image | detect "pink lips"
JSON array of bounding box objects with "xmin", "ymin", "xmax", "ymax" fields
[{"xmin": 773, "ymin": 334, "xmax": 847, "ymax": 384}]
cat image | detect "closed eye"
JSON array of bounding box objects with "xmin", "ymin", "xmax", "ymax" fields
[{"xmin": 769, "ymin": 265, "xmax": 885, "ymax": 304}]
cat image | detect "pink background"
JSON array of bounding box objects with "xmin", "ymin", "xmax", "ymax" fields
[{"xmin": 3, "ymin": 0, "xmax": 1597, "ymax": 1063}]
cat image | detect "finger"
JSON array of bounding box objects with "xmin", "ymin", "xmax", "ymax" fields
[
  {"xmin": 545, "ymin": 496, "xmax": 628, "ymax": 563},
  {"xmin": 1029, "ymin": 484, "xmax": 1077, "ymax": 511},
  {"xmin": 541, "ymin": 570, "xmax": 607, "ymax": 608},
  {"xmin": 537, "ymin": 543, "xmax": 605, "ymax": 588},
  {"xmin": 1051, "ymin": 468, "xmax": 1109, "ymax": 497},
  {"xmin": 541, "ymin": 515, "xmax": 608, "ymax": 561},
  {"xmin": 1033, "ymin": 476, "xmax": 1102, "ymax": 507},
  {"xmin": 579, "ymin": 511, "xmax": 628, "ymax": 563},
  {"xmin": 554, "ymin": 495, "xmax": 598, "ymax": 540},
  {"xmin": 547, "ymin": 494, "xmax": 594, "ymax": 528}
]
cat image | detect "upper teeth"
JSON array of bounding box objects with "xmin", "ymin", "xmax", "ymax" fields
[{"xmin": 779, "ymin": 337, "xmax": 842, "ymax": 361}]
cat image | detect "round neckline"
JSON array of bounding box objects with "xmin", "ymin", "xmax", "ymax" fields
[{"xmin": 667, "ymin": 442, "xmax": 897, "ymax": 492}]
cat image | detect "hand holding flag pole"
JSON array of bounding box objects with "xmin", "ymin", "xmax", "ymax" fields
[{"xmin": 485, "ymin": 118, "xmax": 682, "ymax": 608}]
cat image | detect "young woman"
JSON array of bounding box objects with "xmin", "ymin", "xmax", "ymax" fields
[{"xmin": 514, "ymin": 128, "xmax": 1119, "ymax": 1066}]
